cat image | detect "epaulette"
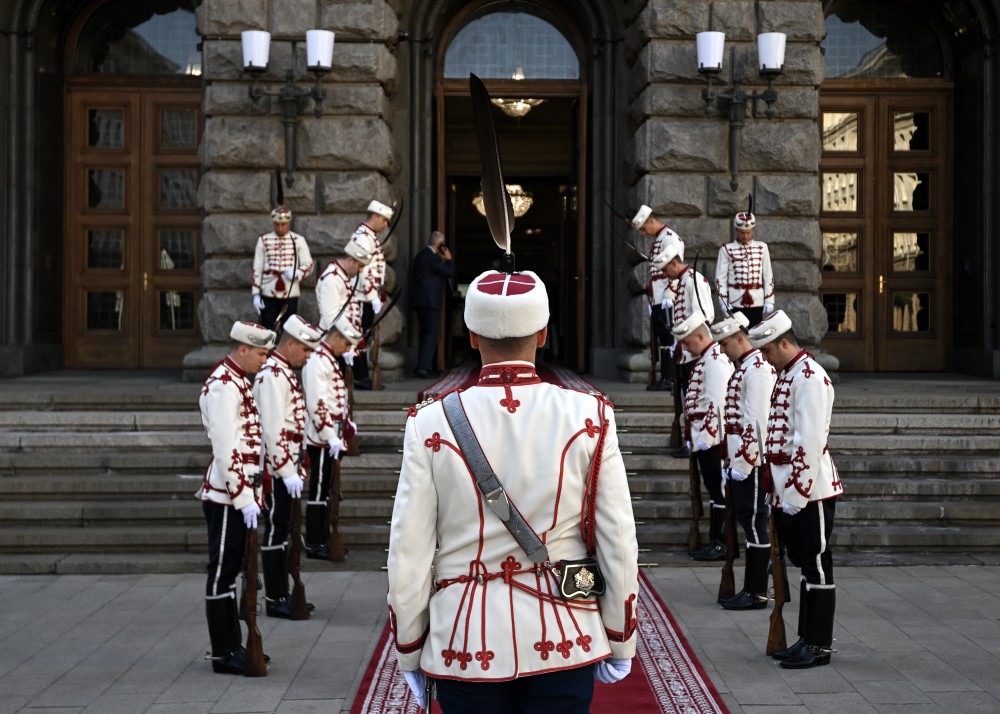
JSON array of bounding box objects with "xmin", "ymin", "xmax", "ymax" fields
[{"xmin": 406, "ymin": 395, "xmax": 438, "ymax": 418}]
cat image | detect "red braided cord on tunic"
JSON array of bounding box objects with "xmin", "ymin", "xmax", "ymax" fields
[{"xmin": 582, "ymin": 398, "xmax": 609, "ymax": 556}]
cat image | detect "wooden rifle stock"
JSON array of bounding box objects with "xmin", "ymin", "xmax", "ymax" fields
[
  {"xmin": 328, "ymin": 457, "xmax": 347, "ymax": 561},
  {"xmin": 288, "ymin": 495, "xmax": 310, "ymax": 620},
  {"xmin": 717, "ymin": 480, "xmax": 739, "ymax": 601},
  {"xmin": 242, "ymin": 526, "xmax": 267, "ymax": 676},
  {"xmin": 343, "ymin": 363, "xmax": 360, "ymax": 457},
  {"xmin": 765, "ymin": 511, "xmax": 789, "ymax": 655}
]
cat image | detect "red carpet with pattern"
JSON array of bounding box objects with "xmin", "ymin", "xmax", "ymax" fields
[{"xmin": 349, "ymin": 572, "xmax": 730, "ymax": 714}]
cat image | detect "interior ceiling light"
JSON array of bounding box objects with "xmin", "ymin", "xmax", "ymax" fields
[
  {"xmin": 473, "ymin": 184, "xmax": 533, "ymax": 218},
  {"xmin": 490, "ymin": 97, "xmax": 545, "ymax": 118}
]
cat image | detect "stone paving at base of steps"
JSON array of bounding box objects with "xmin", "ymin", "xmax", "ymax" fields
[{"xmin": 2, "ymin": 564, "xmax": 999, "ymax": 714}]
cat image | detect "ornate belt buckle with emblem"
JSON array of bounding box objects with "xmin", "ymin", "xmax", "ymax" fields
[{"xmin": 557, "ymin": 558, "xmax": 606, "ymax": 600}]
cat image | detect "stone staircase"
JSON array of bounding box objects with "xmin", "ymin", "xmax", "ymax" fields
[{"xmin": 1, "ymin": 373, "xmax": 999, "ymax": 573}]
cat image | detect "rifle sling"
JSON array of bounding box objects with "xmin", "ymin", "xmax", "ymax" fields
[{"xmin": 441, "ymin": 392, "xmax": 549, "ymax": 564}]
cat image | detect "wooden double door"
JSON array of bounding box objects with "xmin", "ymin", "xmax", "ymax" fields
[
  {"xmin": 819, "ymin": 89, "xmax": 951, "ymax": 371},
  {"xmin": 63, "ymin": 87, "xmax": 201, "ymax": 368}
]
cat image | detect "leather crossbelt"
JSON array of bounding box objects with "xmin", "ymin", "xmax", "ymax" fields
[{"xmin": 442, "ymin": 392, "xmax": 549, "ymax": 564}]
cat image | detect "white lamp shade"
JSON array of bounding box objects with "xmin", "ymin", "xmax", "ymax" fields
[
  {"xmin": 696, "ymin": 31, "xmax": 725, "ymax": 70},
  {"xmin": 758, "ymin": 32, "xmax": 786, "ymax": 71},
  {"xmin": 242, "ymin": 30, "xmax": 271, "ymax": 69},
  {"xmin": 306, "ymin": 30, "xmax": 335, "ymax": 69}
]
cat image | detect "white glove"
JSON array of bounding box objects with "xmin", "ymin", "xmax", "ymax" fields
[
  {"xmin": 282, "ymin": 475, "xmax": 304, "ymax": 499},
  {"xmin": 241, "ymin": 502, "xmax": 260, "ymax": 529},
  {"xmin": 372, "ymin": 297, "xmax": 383, "ymax": 314},
  {"xmin": 782, "ymin": 501, "xmax": 802, "ymax": 516},
  {"xmin": 342, "ymin": 349, "xmax": 355, "ymax": 367},
  {"xmin": 402, "ymin": 671, "xmax": 427, "ymax": 708},
  {"xmin": 729, "ymin": 467, "xmax": 748, "ymax": 482},
  {"xmin": 661, "ymin": 298, "xmax": 672, "ymax": 311},
  {"xmin": 647, "ymin": 303, "xmax": 652, "ymax": 316},
  {"xmin": 594, "ymin": 658, "xmax": 632, "ymax": 684},
  {"xmin": 282, "ymin": 267, "xmax": 296, "ymax": 281},
  {"xmin": 763, "ymin": 303, "xmax": 776, "ymax": 316},
  {"xmin": 328, "ymin": 438, "xmax": 346, "ymax": 459},
  {"xmin": 695, "ymin": 440, "xmax": 711, "ymax": 452},
  {"xmin": 252, "ymin": 295, "xmax": 264, "ymax": 313}
]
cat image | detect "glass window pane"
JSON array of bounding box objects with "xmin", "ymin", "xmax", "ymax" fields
[
  {"xmin": 894, "ymin": 111, "xmax": 930, "ymax": 151},
  {"xmin": 160, "ymin": 108, "xmax": 197, "ymax": 149},
  {"xmin": 822, "ymin": 172, "xmax": 859, "ymax": 212},
  {"xmin": 823, "ymin": 293, "xmax": 860, "ymax": 333},
  {"xmin": 88, "ymin": 109, "xmax": 124, "ymax": 148},
  {"xmin": 823, "ymin": 4, "xmax": 945, "ymax": 79},
  {"xmin": 159, "ymin": 290, "xmax": 195, "ymax": 330},
  {"xmin": 892, "ymin": 291, "xmax": 930, "ymax": 332},
  {"xmin": 159, "ymin": 229, "xmax": 197, "ymax": 270},
  {"xmin": 159, "ymin": 169, "xmax": 197, "ymax": 210},
  {"xmin": 893, "ymin": 172, "xmax": 929, "ymax": 211},
  {"xmin": 822, "ymin": 232, "xmax": 859, "ymax": 272},
  {"xmin": 87, "ymin": 290, "xmax": 124, "ymax": 330},
  {"xmin": 74, "ymin": 2, "xmax": 199, "ymax": 76},
  {"xmin": 893, "ymin": 232, "xmax": 930, "ymax": 271},
  {"xmin": 88, "ymin": 169, "xmax": 124, "ymax": 209},
  {"xmin": 822, "ymin": 112, "xmax": 858, "ymax": 152},
  {"xmin": 87, "ymin": 229, "xmax": 124, "ymax": 269},
  {"xmin": 444, "ymin": 12, "xmax": 579, "ymax": 79}
]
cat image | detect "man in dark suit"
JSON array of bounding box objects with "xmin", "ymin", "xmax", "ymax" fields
[{"xmin": 410, "ymin": 231, "xmax": 455, "ymax": 377}]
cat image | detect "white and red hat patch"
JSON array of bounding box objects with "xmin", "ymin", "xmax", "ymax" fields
[{"xmin": 464, "ymin": 270, "xmax": 550, "ymax": 339}]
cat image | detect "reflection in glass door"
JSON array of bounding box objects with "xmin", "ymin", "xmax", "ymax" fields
[
  {"xmin": 819, "ymin": 92, "xmax": 950, "ymax": 371},
  {"xmin": 64, "ymin": 88, "xmax": 201, "ymax": 368}
]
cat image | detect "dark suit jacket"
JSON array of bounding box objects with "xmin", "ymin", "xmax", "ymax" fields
[{"xmin": 410, "ymin": 246, "xmax": 455, "ymax": 310}]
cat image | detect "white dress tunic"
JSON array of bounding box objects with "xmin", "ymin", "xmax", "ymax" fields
[{"xmin": 387, "ymin": 361, "xmax": 639, "ymax": 681}]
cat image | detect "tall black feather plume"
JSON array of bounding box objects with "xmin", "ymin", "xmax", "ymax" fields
[
  {"xmin": 469, "ymin": 73, "xmax": 516, "ymax": 273},
  {"xmin": 275, "ymin": 167, "xmax": 284, "ymax": 207},
  {"xmin": 747, "ymin": 193, "xmax": 753, "ymax": 215}
]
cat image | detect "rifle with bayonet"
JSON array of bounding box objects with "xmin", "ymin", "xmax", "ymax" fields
[
  {"xmin": 759, "ymin": 421, "xmax": 790, "ymax": 655},
  {"xmin": 328, "ymin": 453, "xmax": 347, "ymax": 562},
  {"xmin": 288, "ymin": 449, "xmax": 309, "ymax": 620},
  {"xmin": 242, "ymin": 471, "xmax": 267, "ymax": 677}
]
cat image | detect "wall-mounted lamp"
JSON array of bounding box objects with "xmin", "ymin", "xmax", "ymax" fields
[
  {"xmin": 697, "ymin": 31, "xmax": 786, "ymax": 191},
  {"xmin": 242, "ymin": 29, "xmax": 335, "ymax": 187}
]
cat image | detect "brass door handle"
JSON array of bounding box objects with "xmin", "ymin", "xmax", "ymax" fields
[
  {"xmin": 143, "ymin": 272, "xmax": 148, "ymax": 291},
  {"xmin": 879, "ymin": 274, "xmax": 884, "ymax": 294}
]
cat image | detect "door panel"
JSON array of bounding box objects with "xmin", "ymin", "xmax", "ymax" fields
[
  {"xmin": 819, "ymin": 90, "xmax": 950, "ymax": 371},
  {"xmin": 64, "ymin": 88, "xmax": 200, "ymax": 368}
]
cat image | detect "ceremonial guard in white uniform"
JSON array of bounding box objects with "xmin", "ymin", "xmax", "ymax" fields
[
  {"xmin": 632, "ymin": 204, "xmax": 682, "ymax": 391},
  {"xmin": 715, "ymin": 206, "xmax": 774, "ymax": 327},
  {"xmin": 198, "ymin": 321, "xmax": 274, "ymax": 674},
  {"xmin": 712, "ymin": 313, "xmax": 777, "ymax": 608},
  {"xmin": 672, "ymin": 312, "xmax": 734, "ymax": 560},
  {"xmin": 253, "ymin": 315, "xmax": 322, "ymax": 616},
  {"xmin": 749, "ymin": 310, "xmax": 842, "ymax": 669},
  {"xmin": 301, "ymin": 314, "xmax": 364, "ymax": 560},
  {"xmin": 351, "ymin": 199, "xmax": 393, "ymax": 390},
  {"xmin": 315, "ymin": 231, "xmax": 375, "ymax": 334},
  {"xmin": 251, "ymin": 207, "xmax": 314, "ymax": 330},
  {"xmin": 651, "ymin": 239, "xmax": 714, "ymax": 371},
  {"xmin": 388, "ymin": 269, "xmax": 639, "ymax": 713}
]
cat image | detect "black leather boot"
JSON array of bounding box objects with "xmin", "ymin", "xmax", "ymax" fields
[
  {"xmin": 262, "ymin": 546, "xmax": 292, "ymax": 619},
  {"xmin": 720, "ymin": 546, "xmax": 769, "ymax": 610},
  {"xmin": 206, "ymin": 596, "xmax": 246, "ymax": 675},
  {"xmin": 304, "ymin": 503, "xmax": 330, "ymax": 560},
  {"xmin": 780, "ymin": 586, "xmax": 835, "ymax": 669},
  {"xmin": 691, "ymin": 505, "xmax": 727, "ymax": 561}
]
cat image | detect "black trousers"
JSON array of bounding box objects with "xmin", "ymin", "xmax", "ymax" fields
[
  {"xmin": 306, "ymin": 445, "xmax": 334, "ymax": 504},
  {"xmin": 203, "ymin": 501, "xmax": 247, "ymax": 598},
  {"xmin": 435, "ymin": 664, "xmax": 595, "ymax": 714},
  {"xmin": 730, "ymin": 467, "xmax": 770, "ymax": 546},
  {"xmin": 778, "ymin": 498, "xmax": 837, "ymax": 586},
  {"xmin": 262, "ymin": 475, "xmax": 292, "ymax": 548},
  {"xmin": 733, "ymin": 306, "xmax": 764, "ymax": 328},
  {"xmin": 415, "ymin": 308, "xmax": 442, "ymax": 373},
  {"xmin": 260, "ymin": 296, "xmax": 298, "ymax": 331},
  {"xmin": 650, "ymin": 305, "xmax": 673, "ymax": 347},
  {"xmin": 695, "ymin": 444, "xmax": 724, "ymax": 504}
]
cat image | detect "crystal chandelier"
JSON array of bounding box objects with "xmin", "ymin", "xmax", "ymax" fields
[
  {"xmin": 473, "ymin": 184, "xmax": 533, "ymax": 218},
  {"xmin": 490, "ymin": 98, "xmax": 545, "ymax": 118}
]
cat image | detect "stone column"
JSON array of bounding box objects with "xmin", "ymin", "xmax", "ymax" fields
[
  {"xmin": 618, "ymin": 0, "xmax": 834, "ymax": 381},
  {"xmin": 185, "ymin": 0, "xmax": 403, "ymax": 381}
]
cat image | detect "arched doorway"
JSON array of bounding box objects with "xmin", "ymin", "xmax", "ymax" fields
[
  {"xmin": 435, "ymin": 4, "xmax": 588, "ymax": 370},
  {"xmin": 62, "ymin": 0, "xmax": 201, "ymax": 368},
  {"xmin": 819, "ymin": 1, "xmax": 953, "ymax": 370}
]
